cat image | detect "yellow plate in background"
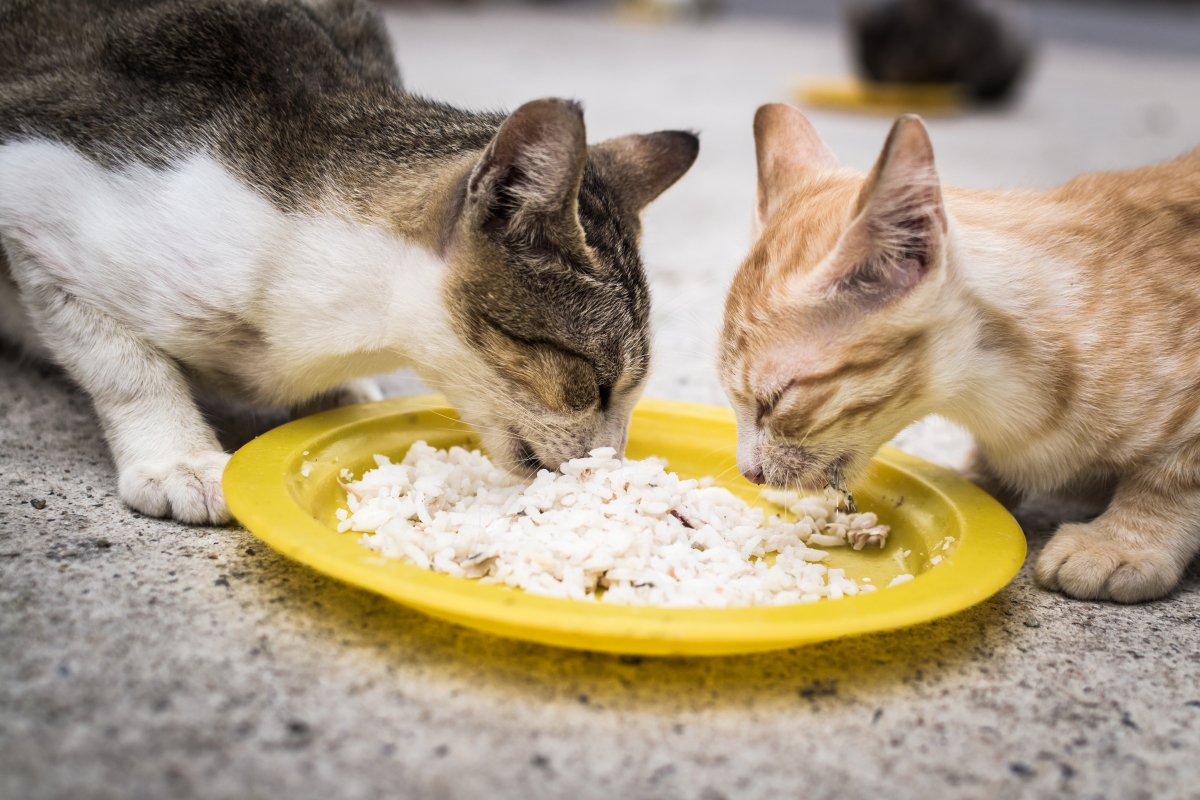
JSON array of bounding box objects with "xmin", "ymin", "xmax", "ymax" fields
[
  {"xmin": 223, "ymin": 396, "xmax": 1025, "ymax": 656},
  {"xmin": 797, "ymin": 78, "xmax": 966, "ymax": 115}
]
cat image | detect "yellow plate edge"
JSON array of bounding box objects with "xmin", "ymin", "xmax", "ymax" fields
[
  {"xmin": 223, "ymin": 395, "xmax": 1026, "ymax": 656},
  {"xmin": 796, "ymin": 78, "xmax": 967, "ymax": 115}
]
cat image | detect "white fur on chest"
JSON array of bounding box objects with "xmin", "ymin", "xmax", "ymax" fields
[{"xmin": 0, "ymin": 140, "xmax": 451, "ymax": 403}]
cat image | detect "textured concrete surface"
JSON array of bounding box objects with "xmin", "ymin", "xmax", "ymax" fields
[{"xmin": 5, "ymin": 6, "xmax": 1200, "ymax": 799}]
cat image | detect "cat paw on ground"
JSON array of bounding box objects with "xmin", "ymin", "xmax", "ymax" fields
[
  {"xmin": 1036, "ymin": 521, "xmax": 1182, "ymax": 603},
  {"xmin": 118, "ymin": 452, "xmax": 232, "ymax": 525}
]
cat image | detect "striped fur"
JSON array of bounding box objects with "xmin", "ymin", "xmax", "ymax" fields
[
  {"xmin": 720, "ymin": 103, "xmax": 1200, "ymax": 603},
  {"xmin": 0, "ymin": 0, "xmax": 698, "ymax": 523}
]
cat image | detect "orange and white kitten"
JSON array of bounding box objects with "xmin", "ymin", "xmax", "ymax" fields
[{"xmin": 719, "ymin": 103, "xmax": 1200, "ymax": 603}]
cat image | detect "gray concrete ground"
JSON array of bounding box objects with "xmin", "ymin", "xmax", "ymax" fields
[{"xmin": 4, "ymin": 5, "xmax": 1200, "ymax": 799}]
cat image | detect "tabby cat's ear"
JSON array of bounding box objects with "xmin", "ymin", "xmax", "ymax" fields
[
  {"xmin": 824, "ymin": 115, "xmax": 947, "ymax": 306},
  {"xmin": 753, "ymin": 103, "xmax": 838, "ymax": 233},
  {"xmin": 467, "ymin": 98, "xmax": 587, "ymax": 238},
  {"xmin": 590, "ymin": 131, "xmax": 700, "ymax": 213}
]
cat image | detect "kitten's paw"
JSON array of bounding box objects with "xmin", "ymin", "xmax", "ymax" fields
[
  {"xmin": 119, "ymin": 452, "xmax": 233, "ymax": 525},
  {"xmin": 1036, "ymin": 522, "xmax": 1182, "ymax": 603}
]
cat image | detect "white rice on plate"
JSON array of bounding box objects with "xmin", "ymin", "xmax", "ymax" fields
[{"xmin": 337, "ymin": 442, "xmax": 904, "ymax": 608}]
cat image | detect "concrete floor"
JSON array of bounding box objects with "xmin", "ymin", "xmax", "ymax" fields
[{"xmin": 5, "ymin": 5, "xmax": 1200, "ymax": 799}]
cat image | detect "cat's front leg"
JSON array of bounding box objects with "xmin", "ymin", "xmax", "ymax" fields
[
  {"xmin": 961, "ymin": 446, "xmax": 1024, "ymax": 510},
  {"xmin": 25, "ymin": 287, "xmax": 230, "ymax": 524},
  {"xmin": 1036, "ymin": 477, "xmax": 1200, "ymax": 603}
]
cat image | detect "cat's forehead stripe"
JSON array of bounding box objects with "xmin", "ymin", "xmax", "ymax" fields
[
  {"xmin": 799, "ymin": 367, "xmax": 927, "ymax": 440},
  {"xmin": 787, "ymin": 331, "xmax": 925, "ymax": 389},
  {"xmin": 776, "ymin": 386, "xmax": 837, "ymax": 435}
]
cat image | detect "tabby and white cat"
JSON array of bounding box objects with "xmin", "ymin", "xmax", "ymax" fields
[
  {"xmin": 720, "ymin": 103, "xmax": 1200, "ymax": 603},
  {"xmin": 0, "ymin": 0, "xmax": 698, "ymax": 524}
]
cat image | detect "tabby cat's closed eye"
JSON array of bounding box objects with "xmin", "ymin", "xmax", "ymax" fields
[{"xmin": 0, "ymin": 0, "xmax": 698, "ymax": 522}]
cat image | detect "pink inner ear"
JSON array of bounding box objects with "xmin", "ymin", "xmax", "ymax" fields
[
  {"xmin": 855, "ymin": 115, "xmax": 944, "ymax": 228},
  {"xmin": 894, "ymin": 257, "xmax": 926, "ymax": 290},
  {"xmin": 803, "ymin": 115, "xmax": 945, "ymax": 306}
]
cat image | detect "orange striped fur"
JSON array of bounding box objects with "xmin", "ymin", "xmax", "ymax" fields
[{"xmin": 719, "ymin": 103, "xmax": 1200, "ymax": 603}]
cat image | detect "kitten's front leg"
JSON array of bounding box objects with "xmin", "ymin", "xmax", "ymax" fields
[
  {"xmin": 961, "ymin": 446, "xmax": 1024, "ymax": 510},
  {"xmin": 1036, "ymin": 477, "xmax": 1200, "ymax": 603},
  {"xmin": 27, "ymin": 288, "xmax": 230, "ymax": 524}
]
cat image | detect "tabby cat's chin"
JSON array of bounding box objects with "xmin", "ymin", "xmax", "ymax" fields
[{"xmin": 0, "ymin": 1, "xmax": 699, "ymax": 524}]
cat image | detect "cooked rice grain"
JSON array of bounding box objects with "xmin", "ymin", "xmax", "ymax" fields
[{"xmin": 340, "ymin": 442, "xmax": 893, "ymax": 607}]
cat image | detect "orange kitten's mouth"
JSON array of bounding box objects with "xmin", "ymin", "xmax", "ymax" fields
[{"xmin": 759, "ymin": 441, "xmax": 844, "ymax": 491}]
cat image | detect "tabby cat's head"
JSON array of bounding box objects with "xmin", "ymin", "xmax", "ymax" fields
[
  {"xmin": 719, "ymin": 104, "xmax": 948, "ymax": 489},
  {"xmin": 438, "ymin": 99, "xmax": 698, "ymax": 474}
]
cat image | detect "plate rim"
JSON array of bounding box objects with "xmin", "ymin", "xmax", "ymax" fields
[{"xmin": 223, "ymin": 395, "xmax": 1026, "ymax": 655}]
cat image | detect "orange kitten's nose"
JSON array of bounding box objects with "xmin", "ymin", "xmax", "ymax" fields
[{"xmin": 741, "ymin": 464, "xmax": 766, "ymax": 485}]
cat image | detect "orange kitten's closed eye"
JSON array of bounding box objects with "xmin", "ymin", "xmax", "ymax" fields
[{"xmin": 721, "ymin": 102, "xmax": 1200, "ymax": 604}]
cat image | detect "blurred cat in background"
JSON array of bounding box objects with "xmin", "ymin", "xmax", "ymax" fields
[
  {"xmin": 0, "ymin": 0, "xmax": 698, "ymax": 524},
  {"xmin": 850, "ymin": 0, "xmax": 1029, "ymax": 104},
  {"xmin": 720, "ymin": 102, "xmax": 1200, "ymax": 603}
]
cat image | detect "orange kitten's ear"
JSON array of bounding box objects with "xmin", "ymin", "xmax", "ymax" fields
[
  {"xmin": 753, "ymin": 103, "xmax": 837, "ymax": 234},
  {"xmin": 824, "ymin": 115, "xmax": 946, "ymax": 306},
  {"xmin": 854, "ymin": 114, "xmax": 944, "ymax": 224}
]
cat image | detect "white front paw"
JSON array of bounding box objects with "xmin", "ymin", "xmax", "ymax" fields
[{"xmin": 119, "ymin": 452, "xmax": 232, "ymax": 525}]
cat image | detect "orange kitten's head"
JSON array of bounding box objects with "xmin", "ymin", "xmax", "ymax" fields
[{"xmin": 719, "ymin": 104, "xmax": 949, "ymax": 489}]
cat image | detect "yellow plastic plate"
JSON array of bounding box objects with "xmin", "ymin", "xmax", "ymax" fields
[
  {"xmin": 797, "ymin": 78, "xmax": 966, "ymax": 115},
  {"xmin": 224, "ymin": 396, "xmax": 1025, "ymax": 656}
]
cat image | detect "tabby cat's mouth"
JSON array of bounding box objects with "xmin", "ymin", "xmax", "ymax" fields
[{"xmin": 511, "ymin": 431, "xmax": 549, "ymax": 474}]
